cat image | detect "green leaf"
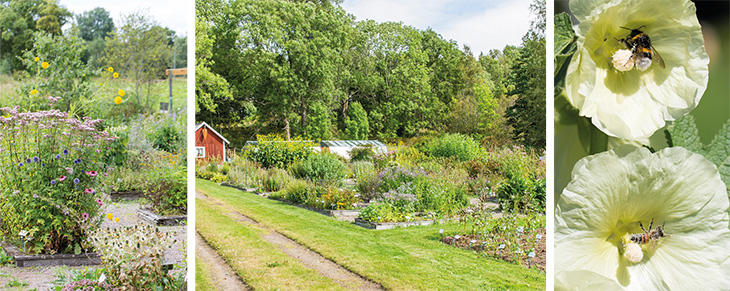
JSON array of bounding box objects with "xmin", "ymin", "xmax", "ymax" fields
[
  {"xmin": 74, "ymin": 243, "xmax": 81, "ymax": 255},
  {"xmin": 554, "ymin": 13, "xmax": 577, "ymax": 77},
  {"xmin": 667, "ymin": 115, "xmax": 702, "ymax": 153},
  {"xmin": 668, "ymin": 115, "xmax": 730, "ymax": 189}
]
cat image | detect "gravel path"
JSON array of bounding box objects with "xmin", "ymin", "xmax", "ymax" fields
[
  {"xmin": 197, "ymin": 191, "xmax": 383, "ymax": 291},
  {"xmin": 0, "ymin": 200, "xmax": 187, "ymax": 290}
]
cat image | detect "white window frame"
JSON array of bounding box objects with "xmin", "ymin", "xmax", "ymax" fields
[{"xmin": 196, "ymin": 146, "xmax": 206, "ymax": 158}]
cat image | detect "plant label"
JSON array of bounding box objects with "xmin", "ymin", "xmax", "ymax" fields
[
  {"xmin": 499, "ymin": 244, "xmax": 505, "ymax": 249},
  {"xmin": 439, "ymin": 229, "xmax": 444, "ymax": 234},
  {"xmin": 536, "ymin": 234, "xmax": 542, "ymax": 240},
  {"xmin": 528, "ymin": 252, "xmax": 536, "ymax": 258},
  {"xmin": 18, "ymin": 230, "xmax": 28, "ymax": 237}
]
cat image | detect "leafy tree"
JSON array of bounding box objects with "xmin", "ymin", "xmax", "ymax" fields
[
  {"xmin": 305, "ymin": 102, "xmax": 334, "ymax": 140},
  {"xmin": 104, "ymin": 9, "xmax": 172, "ymax": 112},
  {"xmin": 75, "ymin": 7, "xmax": 114, "ymax": 41},
  {"xmin": 345, "ymin": 101, "xmax": 369, "ymax": 140},
  {"xmin": 0, "ymin": 0, "xmax": 71, "ymax": 71}
]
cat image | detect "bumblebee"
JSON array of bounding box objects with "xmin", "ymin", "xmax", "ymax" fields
[
  {"xmin": 617, "ymin": 26, "xmax": 665, "ymax": 71},
  {"xmin": 629, "ymin": 218, "xmax": 669, "ymax": 244}
]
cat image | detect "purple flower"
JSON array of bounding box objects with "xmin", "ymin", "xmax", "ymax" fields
[
  {"xmin": 51, "ymin": 180, "xmax": 56, "ymax": 185},
  {"xmin": 33, "ymin": 194, "xmax": 39, "ymax": 198},
  {"xmin": 33, "ymin": 156, "xmax": 39, "ymax": 163},
  {"xmin": 63, "ymin": 149, "xmax": 69, "ymax": 155},
  {"xmin": 26, "ymin": 158, "xmax": 31, "ymax": 163},
  {"xmin": 82, "ymin": 213, "xmax": 89, "ymax": 220},
  {"xmin": 18, "ymin": 162, "xmax": 23, "ymax": 167},
  {"xmin": 96, "ymin": 199, "xmax": 103, "ymax": 206},
  {"xmin": 74, "ymin": 158, "xmax": 81, "ymax": 164},
  {"xmin": 41, "ymin": 163, "xmax": 45, "ymax": 167},
  {"xmin": 55, "ymin": 154, "xmax": 61, "ymax": 159},
  {"xmin": 73, "ymin": 178, "xmax": 80, "ymax": 184}
]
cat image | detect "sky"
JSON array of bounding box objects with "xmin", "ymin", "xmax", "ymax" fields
[
  {"xmin": 340, "ymin": 0, "xmax": 532, "ymax": 56},
  {"xmin": 60, "ymin": 0, "xmax": 188, "ymax": 36}
]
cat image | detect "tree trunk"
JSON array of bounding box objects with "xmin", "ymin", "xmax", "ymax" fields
[{"xmin": 284, "ymin": 117, "xmax": 291, "ymax": 141}]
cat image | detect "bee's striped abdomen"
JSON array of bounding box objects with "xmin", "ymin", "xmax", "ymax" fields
[{"xmin": 630, "ymin": 233, "xmax": 650, "ymax": 244}]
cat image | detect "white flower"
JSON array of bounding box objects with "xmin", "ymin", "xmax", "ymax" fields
[
  {"xmin": 565, "ymin": 0, "xmax": 708, "ymax": 142},
  {"xmin": 556, "ymin": 147, "xmax": 730, "ymax": 290}
]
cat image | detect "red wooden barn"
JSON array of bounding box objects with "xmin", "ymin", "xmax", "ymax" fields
[{"xmin": 195, "ymin": 122, "xmax": 230, "ymax": 162}]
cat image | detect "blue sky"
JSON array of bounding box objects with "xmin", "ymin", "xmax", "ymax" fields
[
  {"xmin": 60, "ymin": 0, "xmax": 188, "ymax": 36},
  {"xmin": 340, "ymin": 0, "xmax": 532, "ymax": 56}
]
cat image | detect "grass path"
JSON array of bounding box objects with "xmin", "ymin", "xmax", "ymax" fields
[
  {"xmin": 196, "ymin": 178, "xmax": 546, "ymax": 290},
  {"xmin": 195, "ymin": 232, "xmax": 251, "ymax": 291}
]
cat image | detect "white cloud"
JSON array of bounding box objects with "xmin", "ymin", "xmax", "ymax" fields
[{"xmin": 341, "ymin": 0, "xmax": 532, "ymax": 55}]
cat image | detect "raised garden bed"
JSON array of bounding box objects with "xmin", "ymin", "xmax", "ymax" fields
[
  {"xmin": 1, "ymin": 241, "xmax": 101, "ymax": 267},
  {"xmin": 220, "ymin": 183, "xmax": 257, "ymax": 193},
  {"xmin": 137, "ymin": 208, "xmax": 187, "ymax": 226},
  {"xmin": 268, "ymin": 196, "xmax": 363, "ymax": 222},
  {"xmin": 109, "ymin": 191, "xmax": 144, "ymax": 201},
  {"xmin": 354, "ymin": 217, "xmax": 439, "ymax": 230}
]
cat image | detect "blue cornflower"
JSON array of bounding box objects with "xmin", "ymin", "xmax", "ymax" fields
[
  {"xmin": 56, "ymin": 154, "xmax": 61, "ymax": 159},
  {"xmin": 63, "ymin": 149, "xmax": 69, "ymax": 155},
  {"xmin": 25, "ymin": 158, "xmax": 31, "ymax": 163},
  {"xmin": 51, "ymin": 180, "xmax": 56, "ymax": 185},
  {"xmin": 18, "ymin": 162, "xmax": 23, "ymax": 167},
  {"xmin": 42, "ymin": 163, "xmax": 45, "ymax": 167},
  {"xmin": 74, "ymin": 158, "xmax": 81, "ymax": 164},
  {"xmin": 73, "ymin": 178, "xmax": 80, "ymax": 184},
  {"xmin": 33, "ymin": 157, "xmax": 39, "ymax": 163}
]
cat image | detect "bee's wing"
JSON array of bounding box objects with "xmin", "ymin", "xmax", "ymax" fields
[{"xmin": 651, "ymin": 45, "xmax": 665, "ymax": 68}]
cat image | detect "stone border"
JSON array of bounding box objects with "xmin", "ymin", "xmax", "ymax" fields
[
  {"xmin": 354, "ymin": 218, "xmax": 438, "ymax": 230},
  {"xmin": 137, "ymin": 208, "xmax": 187, "ymax": 226},
  {"xmin": 1, "ymin": 241, "xmax": 101, "ymax": 267},
  {"xmin": 220, "ymin": 183, "xmax": 257, "ymax": 193},
  {"xmin": 268, "ymin": 197, "xmax": 362, "ymax": 221},
  {"xmin": 109, "ymin": 191, "xmax": 144, "ymax": 201}
]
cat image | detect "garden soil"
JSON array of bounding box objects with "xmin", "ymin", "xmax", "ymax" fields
[{"xmin": 196, "ymin": 191, "xmax": 384, "ymax": 291}]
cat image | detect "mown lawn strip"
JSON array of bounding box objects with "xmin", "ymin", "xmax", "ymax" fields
[
  {"xmin": 196, "ymin": 197, "xmax": 348, "ymax": 291},
  {"xmin": 197, "ymin": 178, "xmax": 546, "ymax": 290}
]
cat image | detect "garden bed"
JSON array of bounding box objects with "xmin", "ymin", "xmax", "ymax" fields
[
  {"xmin": 441, "ymin": 228, "xmax": 546, "ymax": 272},
  {"xmin": 353, "ymin": 218, "xmax": 440, "ymax": 230},
  {"xmin": 1, "ymin": 242, "xmax": 101, "ymax": 267},
  {"xmin": 109, "ymin": 191, "xmax": 144, "ymax": 201},
  {"xmin": 137, "ymin": 208, "xmax": 187, "ymax": 226},
  {"xmin": 220, "ymin": 182, "xmax": 257, "ymax": 193},
  {"xmin": 269, "ymin": 196, "xmax": 362, "ymax": 222}
]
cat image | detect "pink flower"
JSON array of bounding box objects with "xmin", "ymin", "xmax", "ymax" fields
[
  {"xmin": 85, "ymin": 188, "xmax": 93, "ymax": 194},
  {"xmin": 96, "ymin": 199, "xmax": 103, "ymax": 206},
  {"xmin": 82, "ymin": 213, "xmax": 89, "ymax": 220},
  {"xmin": 85, "ymin": 171, "xmax": 98, "ymax": 177},
  {"xmin": 65, "ymin": 167, "xmax": 73, "ymax": 175},
  {"xmin": 58, "ymin": 176, "xmax": 66, "ymax": 182}
]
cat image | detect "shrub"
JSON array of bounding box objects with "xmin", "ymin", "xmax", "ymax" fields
[
  {"xmin": 152, "ymin": 124, "xmax": 183, "ymax": 153},
  {"xmin": 289, "ymin": 153, "xmax": 348, "ymax": 186},
  {"xmin": 283, "ymin": 180, "xmax": 312, "ymax": 204},
  {"xmin": 243, "ymin": 134, "xmax": 315, "ymax": 169},
  {"xmin": 355, "ymin": 167, "xmax": 380, "ymax": 202},
  {"xmin": 351, "ymin": 161, "xmax": 375, "ymax": 179},
  {"xmin": 143, "ymin": 167, "xmax": 187, "ymax": 216},
  {"xmin": 349, "ymin": 144, "xmax": 375, "ymax": 162},
  {"xmin": 316, "ymin": 187, "xmax": 359, "ymax": 210},
  {"xmin": 0, "ymin": 105, "xmax": 113, "ymax": 254},
  {"xmin": 258, "ymin": 168, "xmax": 292, "ymax": 192},
  {"xmin": 424, "ymin": 133, "xmax": 484, "ymax": 162},
  {"xmin": 497, "ymin": 176, "xmax": 545, "ymax": 213}
]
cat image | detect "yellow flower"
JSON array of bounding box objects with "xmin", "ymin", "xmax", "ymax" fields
[
  {"xmin": 34, "ymin": 57, "xmax": 39, "ymax": 62},
  {"xmin": 41, "ymin": 62, "xmax": 49, "ymax": 69},
  {"xmin": 118, "ymin": 89, "xmax": 125, "ymax": 97},
  {"xmin": 113, "ymin": 72, "xmax": 119, "ymax": 78},
  {"xmin": 108, "ymin": 67, "xmax": 114, "ymax": 73},
  {"xmin": 114, "ymin": 217, "xmax": 119, "ymax": 223},
  {"xmin": 114, "ymin": 96, "xmax": 122, "ymax": 105},
  {"xmin": 106, "ymin": 213, "xmax": 113, "ymax": 221},
  {"xmin": 30, "ymin": 89, "xmax": 38, "ymax": 95}
]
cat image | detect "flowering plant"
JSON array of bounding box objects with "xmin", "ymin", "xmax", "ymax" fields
[{"xmin": 0, "ymin": 102, "xmax": 114, "ymax": 254}]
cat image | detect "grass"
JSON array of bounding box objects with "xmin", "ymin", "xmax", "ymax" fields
[
  {"xmin": 195, "ymin": 254, "xmax": 217, "ymax": 291},
  {"xmin": 196, "ymin": 198, "xmax": 349, "ymax": 290},
  {"xmin": 0, "ymin": 74, "xmax": 187, "ymax": 113},
  {"xmin": 197, "ymin": 178, "xmax": 546, "ymax": 290}
]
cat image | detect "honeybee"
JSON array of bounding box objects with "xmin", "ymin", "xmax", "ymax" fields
[
  {"xmin": 617, "ymin": 25, "xmax": 665, "ymax": 71},
  {"xmin": 630, "ymin": 218, "xmax": 669, "ymax": 244}
]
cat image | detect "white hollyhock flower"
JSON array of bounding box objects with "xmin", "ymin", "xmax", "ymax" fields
[
  {"xmin": 555, "ymin": 147, "xmax": 730, "ymax": 290},
  {"xmin": 565, "ymin": 0, "xmax": 708, "ymax": 142}
]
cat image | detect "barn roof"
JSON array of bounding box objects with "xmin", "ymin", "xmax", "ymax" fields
[{"xmin": 195, "ymin": 122, "xmax": 230, "ymax": 144}]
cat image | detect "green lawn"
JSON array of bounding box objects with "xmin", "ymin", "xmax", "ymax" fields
[
  {"xmin": 195, "ymin": 257, "xmax": 216, "ymax": 291},
  {"xmin": 197, "ymin": 198, "xmax": 351, "ymax": 290},
  {"xmin": 196, "ymin": 178, "xmax": 546, "ymax": 290}
]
